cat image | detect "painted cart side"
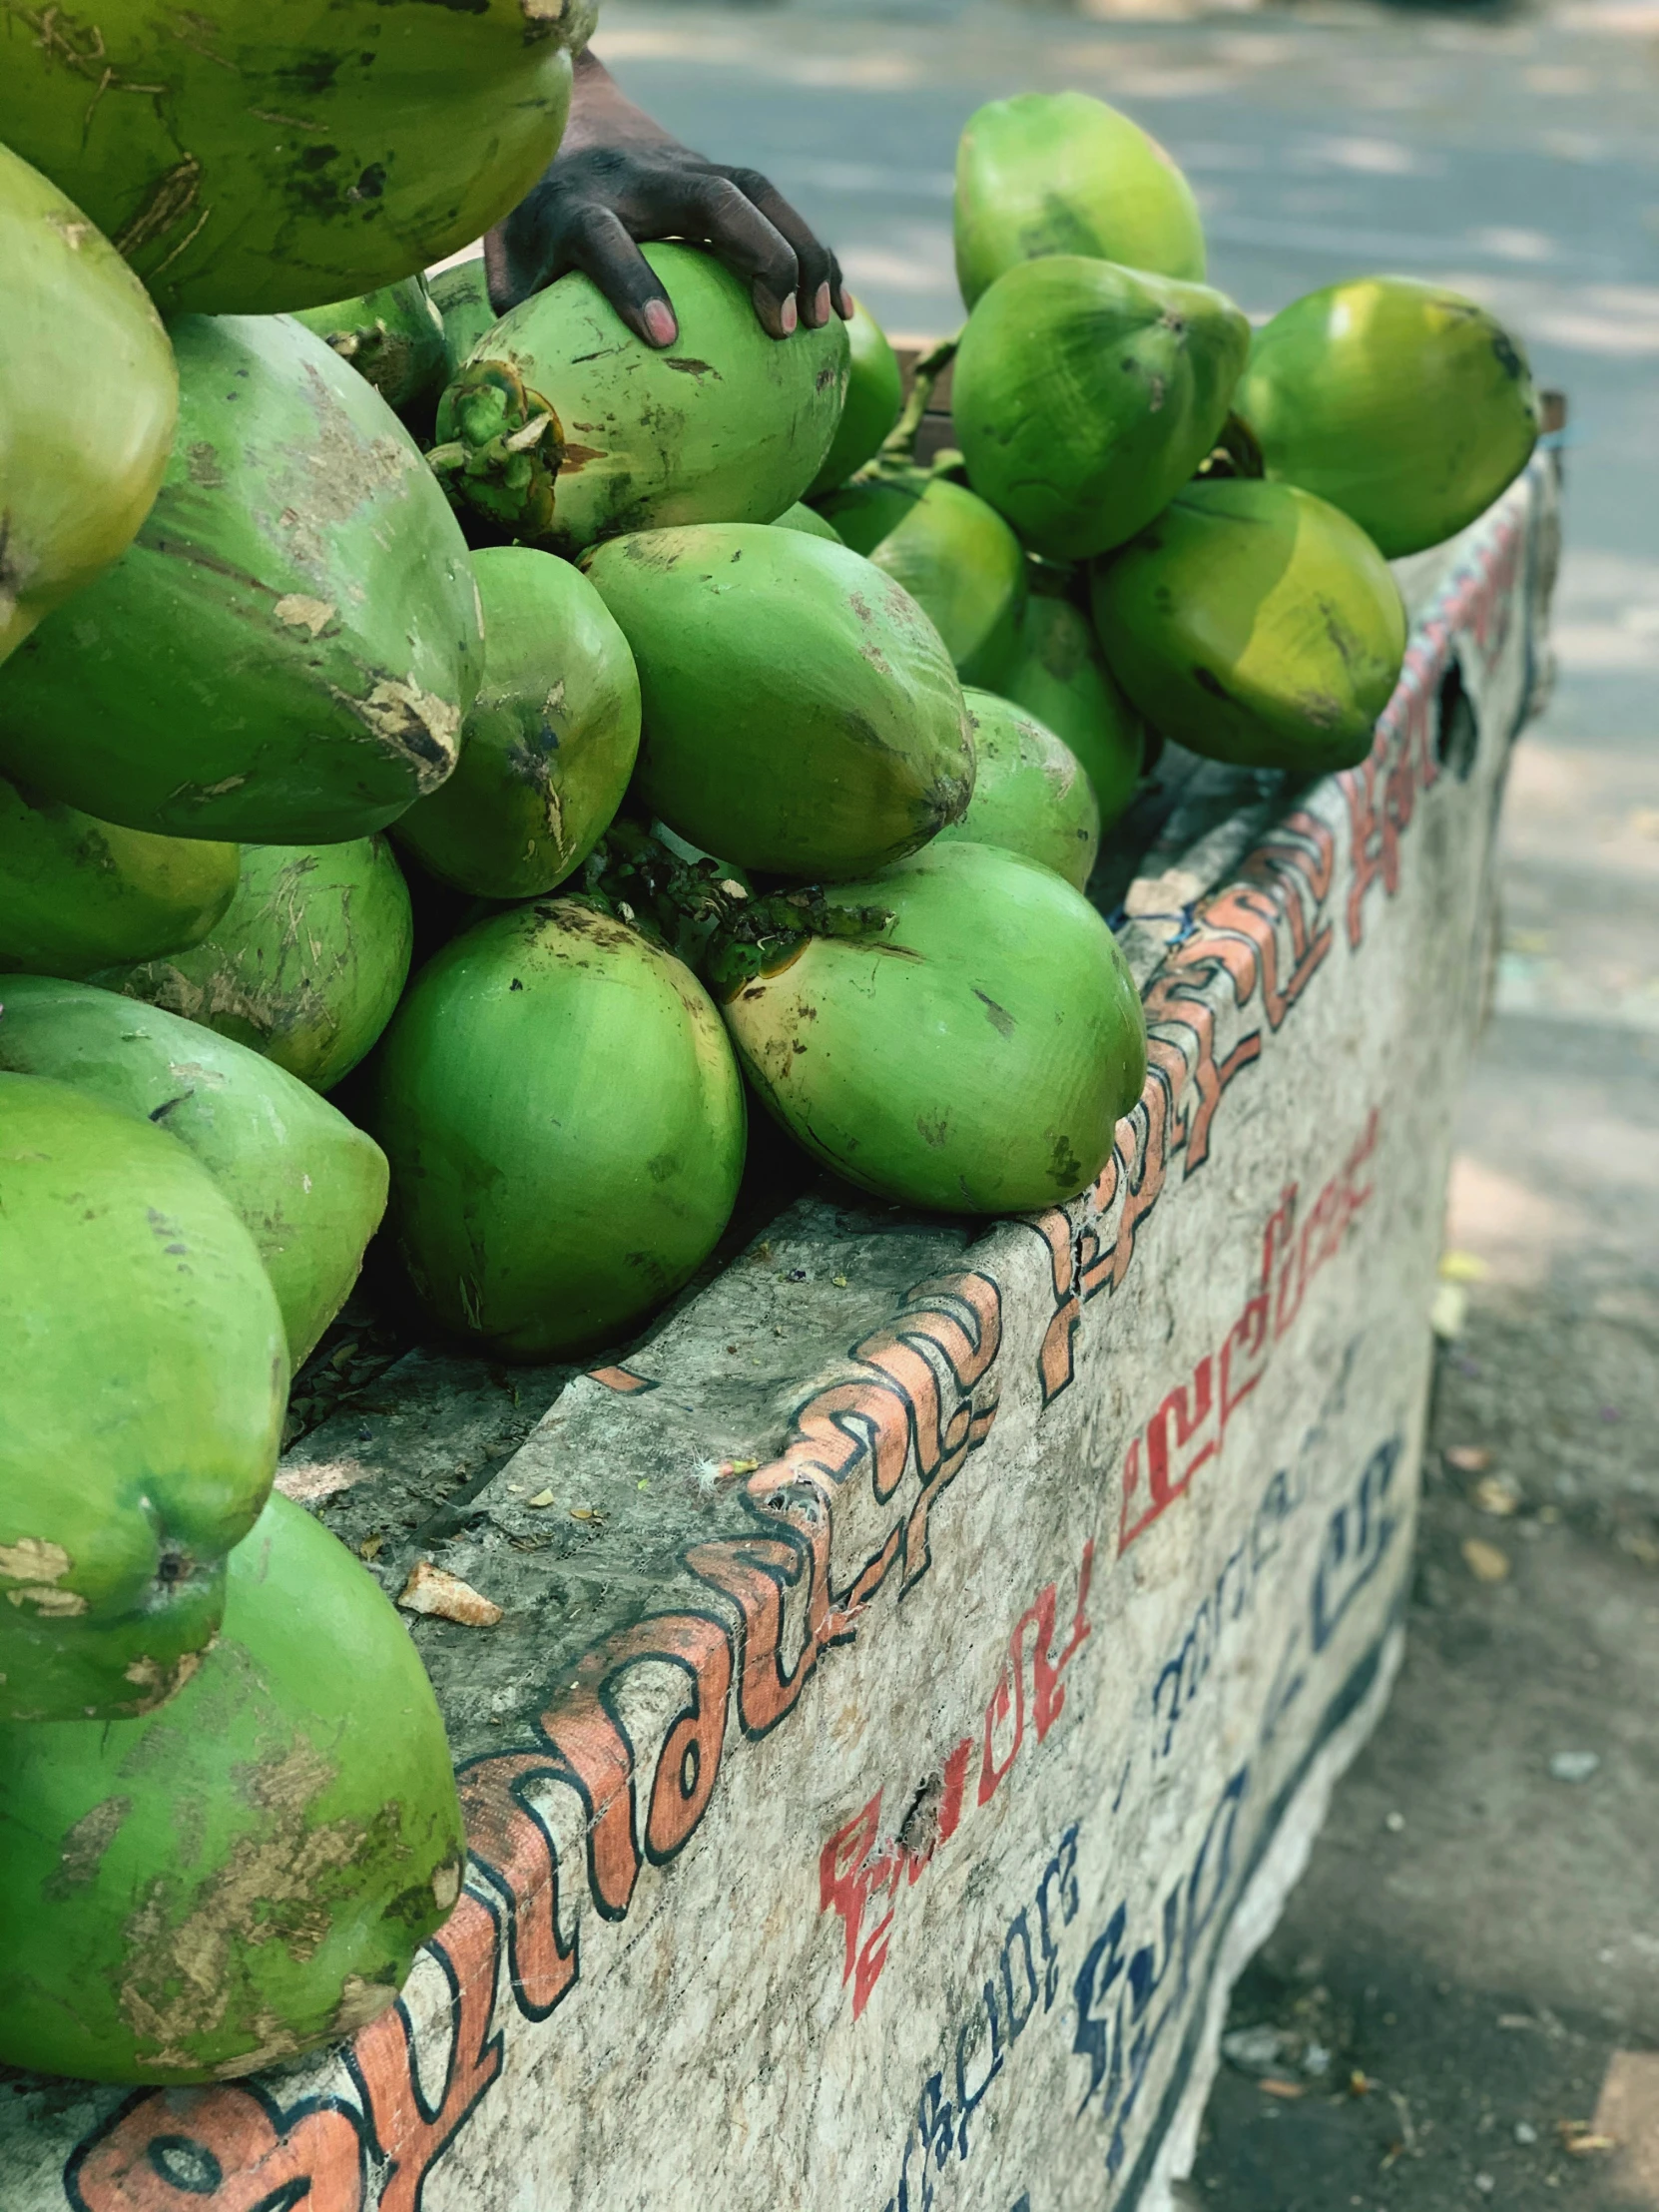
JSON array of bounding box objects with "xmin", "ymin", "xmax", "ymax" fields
[{"xmin": 0, "ymin": 453, "xmax": 1558, "ymax": 2212}]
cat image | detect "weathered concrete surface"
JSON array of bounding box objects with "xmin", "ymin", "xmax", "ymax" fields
[{"xmin": 0, "ymin": 451, "xmax": 1553, "ymax": 2207}]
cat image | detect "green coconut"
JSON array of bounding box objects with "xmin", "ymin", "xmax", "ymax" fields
[
  {"xmin": 0, "ymin": 978, "xmax": 387, "ymax": 1366},
  {"xmin": 291, "ymin": 275, "xmax": 449, "ymax": 417},
  {"xmin": 937, "ymin": 692, "xmax": 1100, "ymax": 890},
  {"xmin": 818, "ymin": 471, "xmax": 1028, "ymax": 687},
  {"xmin": 365, "ymin": 900, "xmax": 747, "ymax": 1359},
  {"xmin": 774, "ymin": 502, "xmax": 844, "ymax": 543},
  {"xmin": 0, "ymin": 144, "xmax": 178, "ymax": 667},
  {"xmin": 1092, "ymin": 478, "xmax": 1408, "ymax": 774},
  {"xmin": 722, "ymin": 839, "xmax": 1145, "ymax": 1214},
  {"xmin": 1235, "ymin": 276, "xmax": 1541, "ymax": 559},
  {"xmin": 0, "ymin": 313, "xmax": 481, "ymax": 845},
  {"xmin": 807, "ymin": 295, "xmax": 905, "ymax": 495},
  {"xmin": 0, "ymin": 774, "xmax": 239, "ymax": 979},
  {"xmin": 0, "ymin": 1489, "xmax": 465, "ymax": 2084},
  {"xmin": 585, "ymin": 525, "xmax": 974, "ymax": 880},
  {"xmin": 952, "ymin": 256, "xmax": 1252, "ymax": 561},
  {"xmin": 430, "ymin": 257, "xmax": 499, "ymax": 378},
  {"xmin": 97, "ymin": 838, "xmax": 413, "ymax": 1096},
  {"xmin": 998, "ymin": 587, "xmax": 1145, "ymax": 830},
  {"xmin": 391, "ymin": 548, "xmax": 640, "ymax": 901},
  {"xmin": 0, "ymin": 1074, "xmax": 286, "ymax": 1724},
  {"xmin": 431, "ymin": 243, "xmax": 849, "ymax": 556},
  {"xmin": 954, "ymin": 92, "xmax": 1207, "ymax": 312},
  {"xmin": 0, "ymin": 0, "xmax": 586, "ymax": 316}
]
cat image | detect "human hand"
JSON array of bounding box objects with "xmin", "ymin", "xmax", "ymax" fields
[{"xmin": 484, "ymin": 52, "xmax": 851, "ymax": 347}]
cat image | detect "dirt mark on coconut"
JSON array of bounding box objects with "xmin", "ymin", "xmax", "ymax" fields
[
  {"xmin": 346, "ymin": 677, "xmax": 461, "ymax": 779},
  {"xmin": 121, "ymin": 1647, "xmax": 205, "ymax": 1714},
  {"xmin": 1297, "ymin": 689, "xmax": 1347, "ymax": 731},
  {"xmin": 973, "ymin": 989, "xmax": 1016, "ymax": 1038},
  {"xmin": 0, "ymin": 1536, "xmax": 73, "ymax": 1587},
  {"xmin": 45, "ymin": 1798, "xmax": 133, "ymax": 1902},
  {"xmin": 150, "ymin": 533, "xmax": 280, "ymax": 602},
  {"xmin": 117, "ymin": 1737, "xmax": 389, "ymax": 2072},
  {"xmin": 137, "ymin": 869, "xmax": 347, "ymax": 1050}
]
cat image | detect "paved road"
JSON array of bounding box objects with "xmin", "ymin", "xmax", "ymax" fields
[{"xmin": 597, "ymin": 2, "xmax": 1659, "ymax": 2203}]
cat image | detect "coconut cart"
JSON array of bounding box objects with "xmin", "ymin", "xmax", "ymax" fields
[{"xmin": 0, "ymin": 374, "xmax": 1562, "ymax": 2207}]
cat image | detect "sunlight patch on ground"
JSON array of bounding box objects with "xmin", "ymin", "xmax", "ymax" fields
[
  {"xmin": 1466, "ymin": 227, "xmax": 1558, "ymax": 264},
  {"xmin": 1444, "ymin": 1155, "xmax": 1586, "ymax": 1289},
  {"xmin": 1294, "ymin": 134, "xmax": 1426, "ymax": 175},
  {"xmin": 1594, "ymin": 2051, "xmax": 1659, "ymax": 2208}
]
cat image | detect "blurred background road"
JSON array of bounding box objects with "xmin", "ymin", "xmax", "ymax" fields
[{"xmin": 596, "ymin": 1, "xmax": 1659, "ymax": 2202}]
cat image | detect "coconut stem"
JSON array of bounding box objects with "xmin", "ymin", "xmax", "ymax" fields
[
  {"xmin": 574, "ymin": 821, "xmax": 893, "ymax": 993},
  {"xmin": 424, "ymin": 366, "xmax": 564, "ymax": 539},
  {"xmin": 1195, "ymin": 411, "xmax": 1266, "ymax": 481},
  {"xmin": 871, "ymin": 332, "xmax": 960, "ymax": 476},
  {"xmin": 504, "ymin": 412, "xmax": 555, "ymax": 454}
]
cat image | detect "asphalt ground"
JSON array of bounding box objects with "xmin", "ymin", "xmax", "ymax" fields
[{"xmin": 596, "ymin": 1, "xmax": 1659, "ymax": 2201}]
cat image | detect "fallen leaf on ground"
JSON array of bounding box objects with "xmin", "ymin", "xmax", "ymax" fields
[
  {"xmin": 1439, "ymin": 1250, "xmax": 1491, "ymax": 1283},
  {"xmin": 397, "ymin": 1561, "xmax": 503, "ymax": 1627},
  {"xmin": 1462, "ymin": 1537, "xmax": 1512, "ymax": 1584},
  {"xmin": 569, "ymin": 1505, "xmax": 606, "ymax": 1524},
  {"xmin": 1221, "ymin": 2025, "xmax": 1286, "ymax": 2075},
  {"xmin": 1557, "ymin": 2120, "xmax": 1617, "ymax": 2156},
  {"xmin": 1431, "ymin": 1283, "xmax": 1468, "ymax": 1340},
  {"xmin": 526, "ymin": 1488, "xmax": 556, "ymax": 1508},
  {"xmin": 358, "ymin": 1533, "xmax": 384, "ymax": 1561},
  {"xmin": 1446, "ymin": 1444, "xmax": 1493, "ymax": 1473},
  {"xmin": 1474, "ymin": 1474, "xmax": 1521, "ymax": 1516},
  {"xmin": 1260, "ymin": 2078, "xmax": 1305, "ymax": 2099}
]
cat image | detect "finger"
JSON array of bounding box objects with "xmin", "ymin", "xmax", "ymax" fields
[
  {"xmin": 562, "ymin": 203, "xmax": 680, "ymax": 347},
  {"xmin": 725, "ymin": 169, "xmax": 838, "ymax": 328},
  {"xmin": 663, "ymin": 173, "xmax": 801, "ymax": 339},
  {"xmin": 482, "ymin": 226, "xmax": 517, "ymax": 315},
  {"xmin": 825, "ymin": 250, "xmax": 853, "ymax": 321},
  {"xmin": 484, "ymin": 194, "xmax": 557, "ymax": 315}
]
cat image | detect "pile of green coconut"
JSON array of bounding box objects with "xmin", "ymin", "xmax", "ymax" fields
[{"xmin": 0, "ymin": 11, "xmax": 1537, "ymax": 2093}]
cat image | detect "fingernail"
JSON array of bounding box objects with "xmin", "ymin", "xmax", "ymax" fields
[
  {"xmin": 643, "ymin": 299, "xmax": 677, "ymax": 346},
  {"xmin": 837, "ymin": 284, "xmax": 855, "ymax": 318},
  {"xmin": 779, "ymin": 293, "xmax": 798, "ymax": 335},
  {"xmin": 811, "ymin": 282, "xmax": 831, "ymax": 328}
]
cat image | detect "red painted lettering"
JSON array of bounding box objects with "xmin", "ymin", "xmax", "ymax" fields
[
  {"xmin": 67, "ymin": 2088, "xmax": 365, "ymax": 2212},
  {"xmin": 1119, "ymin": 1111, "xmax": 1379, "ymax": 1556},
  {"xmin": 351, "ymin": 1890, "xmax": 505, "ymax": 2212},
  {"xmin": 457, "ymin": 1753, "xmax": 578, "ymax": 2019}
]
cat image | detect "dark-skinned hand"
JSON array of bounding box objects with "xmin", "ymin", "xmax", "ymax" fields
[{"xmin": 484, "ymin": 51, "xmax": 851, "ymax": 347}]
